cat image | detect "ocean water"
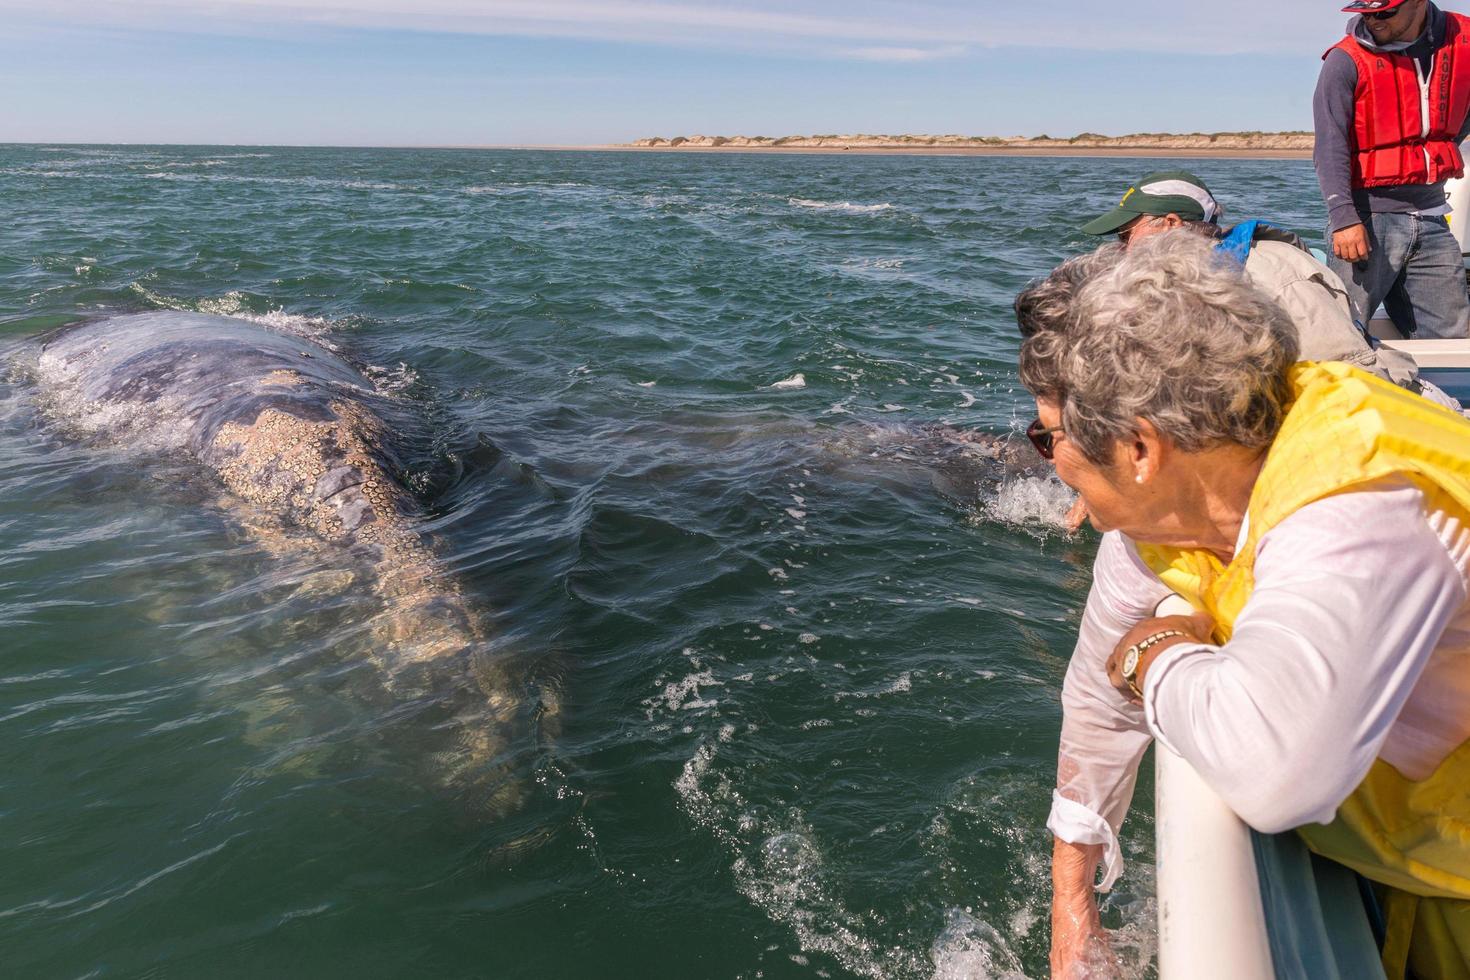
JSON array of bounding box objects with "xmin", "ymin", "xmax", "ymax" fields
[{"xmin": 0, "ymin": 145, "xmax": 1327, "ymax": 979}]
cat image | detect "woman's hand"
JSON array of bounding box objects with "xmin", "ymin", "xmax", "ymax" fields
[
  {"xmin": 1064, "ymin": 496, "xmax": 1089, "ymax": 533},
  {"xmin": 1050, "ymin": 839, "xmax": 1114, "ymax": 979},
  {"xmin": 1104, "ymin": 612, "xmax": 1215, "ymax": 704}
]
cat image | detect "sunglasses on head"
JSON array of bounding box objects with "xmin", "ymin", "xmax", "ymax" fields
[{"xmin": 1027, "ymin": 418, "xmax": 1065, "ymax": 460}]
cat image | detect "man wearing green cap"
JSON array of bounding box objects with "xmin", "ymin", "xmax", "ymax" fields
[
  {"xmin": 1081, "ymin": 170, "xmax": 1424, "ymax": 391},
  {"xmin": 1065, "ymin": 170, "xmax": 1449, "ymax": 533},
  {"xmin": 1080, "ymin": 169, "xmax": 1226, "ymax": 240}
]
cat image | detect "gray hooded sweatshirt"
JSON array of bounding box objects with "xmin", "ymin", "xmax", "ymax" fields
[{"xmin": 1313, "ymin": 3, "xmax": 1470, "ymax": 232}]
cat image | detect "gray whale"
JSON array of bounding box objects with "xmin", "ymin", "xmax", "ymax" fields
[{"xmin": 35, "ymin": 311, "xmax": 536, "ymax": 810}]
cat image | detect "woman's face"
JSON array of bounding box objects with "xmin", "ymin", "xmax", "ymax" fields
[{"xmin": 1037, "ymin": 397, "xmax": 1151, "ymax": 535}]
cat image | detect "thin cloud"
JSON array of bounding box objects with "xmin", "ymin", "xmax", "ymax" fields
[
  {"xmin": 9, "ymin": 1, "xmax": 961, "ymax": 48},
  {"xmin": 1, "ymin": 0, "xmax": 1341, "ymax": 58},
  {"xmin": 842, "ymin": 45, "xmax": 967, "ymax": 63}
]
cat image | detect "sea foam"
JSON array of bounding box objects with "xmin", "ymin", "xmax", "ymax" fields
[{"xmin": 789, "ymin": 198, "xmax": 894, "ymax": 214}]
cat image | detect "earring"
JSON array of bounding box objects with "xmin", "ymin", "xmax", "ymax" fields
[{"xmin": 1135, "ymin": 475, "xmax": 1144, "ymax": 484}]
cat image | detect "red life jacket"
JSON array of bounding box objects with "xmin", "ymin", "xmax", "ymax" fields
[{"xmin": 1324, "ymin": 12, "xmax": 1470, "ymax": 188}]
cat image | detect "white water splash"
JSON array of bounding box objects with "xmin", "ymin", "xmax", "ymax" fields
[
  {"xmin": 834, "ymin": 671, "xmax": 913, "ymax": 701},
  {"xmin": 930, "ymin": 909, "xmax": 1028, "ymax": 980},
  {"xmin": 643, "ymin": 669, "xmax": 723, "ymax": 719},
  {"xmin": 789, "ymin": 198, "xmax": 894, "ymax": 214},
  {"xmin": 126, "ymin": 287, "xmax": 342, "ymax": 348},
  {"xmin": 676, "ymin": 740, "xmax": 930, "ymax": 980},
  {"xmin": 26, "ymin": 348, "xmax": 192, "ymax": 451},
  {"xmin": 985, "ymin": 475, "xmax": 1076, "ymax": 529},
  {"xmin": 840, "ymin": 256, "xmax": 908, "ymax": 273},
  {"xmin": 363, "ymin": 361, "xmax": 420, "ymax": 395}
]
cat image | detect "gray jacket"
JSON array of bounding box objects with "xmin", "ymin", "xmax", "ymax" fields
[
  {"xmin": 1313, "ymin": 3, "xmax": 1470, "ymax": 232},
  {"xmin": 1242, "ymin": 238, "xmax": 1421, "ymax": 388}
]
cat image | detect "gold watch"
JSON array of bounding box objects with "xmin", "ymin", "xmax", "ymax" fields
[{"xmin": 1121, "ymin": 629, "xmax": 1186, "ymax": 699}]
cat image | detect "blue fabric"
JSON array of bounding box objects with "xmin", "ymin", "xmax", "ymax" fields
[
  {"xmin": 1216, "ymin": 221, "xmax": 1263, "ymax": 266},
  {"xmin": 1251, "ymin": 830, "xmax": 1386, "ymax": 980}
]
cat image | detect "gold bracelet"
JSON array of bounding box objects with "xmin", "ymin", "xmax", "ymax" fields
[{"xmin": 1134, "ymin": 629, "xmax": 1186, "ymax": 655}]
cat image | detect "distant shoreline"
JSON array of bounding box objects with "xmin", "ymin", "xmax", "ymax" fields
[
  {"xmin": 581, "ymin": 144, "xmax": 1312, "ymax": 160},
  {"xmin": 0, "ymin": 141, "xmax": 1315, "ymax": 160},
  {"xmin": 610, "ymin": 131, "xmax": 1315, "ymax": 160}
]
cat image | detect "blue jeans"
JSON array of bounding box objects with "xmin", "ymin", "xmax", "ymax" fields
[{"xmin": 1327, "ymin": 212, "xmax": 1470, "ymax": 339}]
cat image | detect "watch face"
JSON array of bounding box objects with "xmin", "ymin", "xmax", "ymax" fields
[{"xmin": 1122, "ymin": 648, "xmax": 1140, "ymax": 679}]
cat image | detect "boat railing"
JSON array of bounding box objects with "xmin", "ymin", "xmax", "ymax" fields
[{"xmin": 1154, "ymin": 745, "xmax": 1275, "ymax": 979}]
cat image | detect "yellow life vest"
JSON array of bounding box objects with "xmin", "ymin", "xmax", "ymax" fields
[{"xmin": 1136, "ymin": 362, "xmax": 1470, "ymax": 979}]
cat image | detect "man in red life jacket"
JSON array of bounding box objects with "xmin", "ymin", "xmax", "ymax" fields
[{"xmin": 1314, "ymin": 0, "xmax": 1470, "ymax": 338}]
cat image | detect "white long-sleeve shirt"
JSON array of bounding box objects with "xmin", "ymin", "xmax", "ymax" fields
[{"xmin": 1047, "ymin": 479, "xmax": 1470, "ymax": 891}]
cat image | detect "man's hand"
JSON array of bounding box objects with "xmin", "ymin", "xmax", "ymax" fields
[
  {"xmin": 1332, "ymin": 222, "xmax": 1371, "ymax": 263},
  {"xmin": 1051, "ymin": 839, "xmax": 1115, "ymax": 979}
]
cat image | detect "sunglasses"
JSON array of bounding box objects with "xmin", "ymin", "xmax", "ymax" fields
[
  {"xmin": 1364, "ymin": 3, "xmax": 1408, "ymax": 19},
  {"xmin": 1117, "ymin": 214, "xmax": 1157, "ymax": 245},
  {"xmin": 1027, "ymin": 418, "xmax": 1065, "ymax": 460}
]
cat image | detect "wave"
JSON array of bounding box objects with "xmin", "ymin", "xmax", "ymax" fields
[
  {"xmin": 132, "ymin": 172, "xmax": 404, "ymax": 191},
  {"xmin": 6, "ymin": 169, "xmax": 110, "ymax": 179},
  {"xmin": 788, "ymin": 198, "xmax": 894, "ymax": 214},
  {"xmin": 464, "ymin": 181, "xmax": 599, "ymax": 201},
  {"xmin": 153, "ymin": 159, "xmax": 229, "ymax": 169},
  {"xmin": 841, "ymin": 256, "xmax": 907, "ymax": 272},
  {"xmin": 362, "ymin": 361, "xmax": 421, "ymax": 395},
  {"xmin": 766, "ymin": 372, "xmax": 806, "ymax": 390},
  {"xmin": 676, "ymin": 739, "xmax": 930, "ymax": 979},
  {"xmin": 930, "ymin": 909, "xmax": 1029, "ymax": 980},
  {"xmin": 126, "ymin": 287, "xmax": 339, "ymax": 344},
  {"xmin": 114, "ymin": 289, "xmax": 429, "ymax": 401}
]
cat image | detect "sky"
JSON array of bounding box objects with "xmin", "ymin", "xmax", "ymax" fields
[{"xmin": 0, "ymin": 1, "xmax": 1351, "ymax": 146}]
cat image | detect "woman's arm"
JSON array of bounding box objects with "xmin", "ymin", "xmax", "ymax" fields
[
  {"xmin": 1049, "ymin": 533, "xmax": 1168, "ymax": 880},
  {"xmin": 1051, "ymin": 839, "xmax": 1109, "ymax": 979},
  {"xmin": 1142, "ymin": 482, "xmax": 1468, "ymax": 832},
  {"xmin": 1048, "ymin": 532, "xmax": 1169, "ymax": 976}
]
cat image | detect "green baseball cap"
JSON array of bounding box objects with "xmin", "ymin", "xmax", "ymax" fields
[{"xmin": 1080, "ymin": 170, "xmax": 1222, "ymax": 236}]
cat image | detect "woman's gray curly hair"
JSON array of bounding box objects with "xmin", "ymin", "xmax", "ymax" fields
[{"xmin": 1016, "ymin": 233, "xmax": 1299, "ymax": 466}]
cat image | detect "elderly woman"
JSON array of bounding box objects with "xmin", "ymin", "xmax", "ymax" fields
[{"xmin": 1020, "ymin": 234, "xmax": 1470, "ymax": 979}]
